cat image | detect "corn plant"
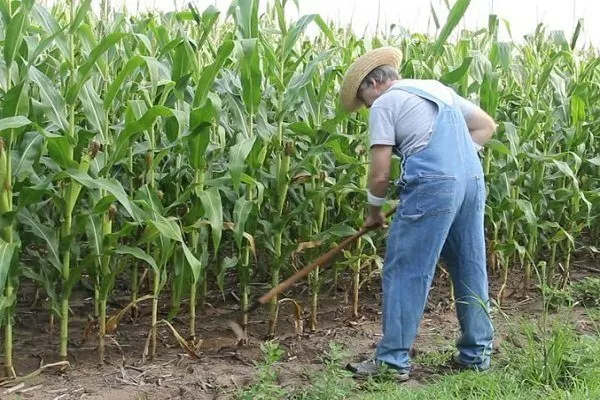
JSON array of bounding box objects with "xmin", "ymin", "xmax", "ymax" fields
[{"xmin": 0, "ymin": 0, "xmax": 599, "ymax": 375}]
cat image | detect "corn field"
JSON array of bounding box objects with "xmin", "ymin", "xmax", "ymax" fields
[{"xmin": 0, "ymin": 0, "xmax": 598, "ymax": 378}]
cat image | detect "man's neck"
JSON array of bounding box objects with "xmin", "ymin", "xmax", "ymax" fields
[{"xmin": 382, "ymin": 79, "xmax": 401, "ymax": 92}]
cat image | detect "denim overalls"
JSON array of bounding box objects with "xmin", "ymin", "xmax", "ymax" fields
[{"xmin": 375, "ymin": 82, "xmax": 494, "ymax": 371}]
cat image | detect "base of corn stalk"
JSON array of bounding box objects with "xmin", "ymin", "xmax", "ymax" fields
[
  {"xmin": 352, "ymin": 267, "xmax": 360, "ymax": 318},
  {"xmin": 4, "ymin": 310, "xmax": 15, "ymax": 379},
  {"xmin": 94, "ymin": 286, "xmax": 100, "ymax": 319},
  {"xmin": 560, "ymin": 252, "xmax": 572, "ymax": 291},
  {"xmin": 309, "ymin": 267, "xmax": 319, "ymax": 331},
  {"xmin": 240, "ymin": 284, "xmax": 249, "ymax": 335},
  {"xmin": 199, "ymin": 269, "xmax": 208, "ymax": 313},
  {"xmin": 130, "ymin": 265, "xmax": 139, "ymax": 321},
  {"xmin": 98, "ymin": 298, "xmax": 107, "ymax": 364},
  {"xmin": 151, "ymin": 272, "xmax": 159, "ymax": 359},
  {"xmin": 189, "ymin": 282, "xmax": 197, "ymax": 341},
  {"xmin": 60, "ymin": 298, "xmax": 69, "ymax": 361},
  {"xmin": 267, "ymin": 300, "xmax": 279, "ymax": 339},
  {"xmin": 49, "ymin": 313, "xmax": 54, "ymax": 334},
  {"xmin": 267, "ymin": 267, "xmax": 280, "ymax": 338}
]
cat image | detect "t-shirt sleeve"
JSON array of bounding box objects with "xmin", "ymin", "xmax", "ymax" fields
[
  {"xmin": 451, "ymin": 90, "xmax": 478, "ymax": 120},
  {"xmin": 369, "ymin": 106, "xmax": 396, "ymax": 147}
]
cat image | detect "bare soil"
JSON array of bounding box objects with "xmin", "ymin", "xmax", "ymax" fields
[{"xmin": 1, "ymin": 258, "xmax": 598, "ymax": 400}]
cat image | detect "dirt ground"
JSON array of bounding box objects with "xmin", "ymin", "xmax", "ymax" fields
[{"xmin": 1, "ymin": 259, "xmax": 598, "ymax": 400}]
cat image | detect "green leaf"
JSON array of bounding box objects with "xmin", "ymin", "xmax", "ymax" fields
[
  {"xmin": 66, "ymin": 32, "xmax": 128, "ymax": 104},
  {"xmin": 515, "ymin": 199, "xmax": 537, "ymax": 228},
  {"xmin": 587, "ymin": 156, "xmax": 600, "ymax": 167},
  {"xmin": 428, "ymin": 0, "xmax": 471, "ymax": 60},
  {"xmin": 0, "ymin": 239, "xmax": 17, "ymax": 300},
  {"xmin": 233, "ymin": 198, "xmax": 253, "ymax": 249},
  {"xmin": 150, "ymin": 216, "xmax": 183, "ymax": 242},
  {"xmin": 314, "ymin": 15, "xmax": 338, "ymax": 47},
  {"xmin": 229, "ymin": 136, "xmax": 256, "ymax": 191},
  {"xmin": 440, "ymin": 57, "xmax": 473, "ymax": 84},
  {"xmin": 217, "ymin": 256, "xmax": 238, "ymax": 297},
  {"xmin": 326, "ymin": 139, "xmax": 356, "ymax": 165},
  {"xmin": 114, "ymin": 105, "xmax": 187, "ymax": 162},
  {"xmin": 198, "ymin": 6, "xmax": 220, "ymax": 46},
  {"xmin": 70, "ymin": 0, "xmax": 92, "ymax": 34},
  {"xmin": 181, "ymin": 241, "xmax": 203, "ymax": 283},
  {"xmin": 17, "ymin": 209, "xmax": 61, "ymax": 272},
  {"xmin": 194, "ymin": 40, "xmax": 234, "ymax": 107},
  {"xmin": 29, "ymin": 67, "xmax": 68, "ymax": 131},
  {"xmin": 235, "ymin": 0, "xmax": 259, "ymax": 39},
  {"xmin": 47, "ymin": 136, "xmax": 76, "ymax": 169},
  {"xmin": 60, "ymin": 170, "xmax": 144, "ymax": 222},
  {"xmin": 239, "ymin": 38, "xmax": 262, "ymax": 115},
  {"xmin": 3, "ymin": 82, "xmax": 30, "ymax": 119},
  {"xmin": 85, "ymin": 214, "xmax": 102, "ymax": 259},
  {"xmin": 4, "ymin": 11, "xmax": 28, "ymax": 68},
  {"xmin": 171, "ymin": 41, "xmax": 188, "ymax": 82},
  {"xmin": 283, "ymin": 15, "xmax": 316, "ymax": 60},
  {"xmin": 115, "ymin": 246, "xmax": 159, "ymax": 275},
  {"xmin": 186, "ymin": 122, "xmax": 211, "ymax": 170},
  {"xmin": 79, "ymin": 81, "xmax": 106, "ymax": 135},
  {"xmin": 103, "ymin": 56, "xmax": 145, "ymax": 109},
  {"xmin": 199, "ymin": 187, "xmax": 223, "ymax": 254},
  {"xmin": 552, "ymin": 160, "xmax": 579, "ymax": 189},
  {"xmin": 30, "ymin": 4, "xmax": 70, "ymax": 60},
  {"xmin": 0, "ymin": 116, "xmax": 31, "ymax": 133},
  {"xmin": 320, "ymin": 224, "xmax": 358, "ymax": 239},
  {"xmin": 12, "ymin": 131, "xmax": 43, "ymax": 181},
  {"xmin": 569, "ymin": 18, "xmax": 584, "ymax": 50},
  {"xmin": 485, "ymin": 139, "xmax": 511, "ymax": 156}
]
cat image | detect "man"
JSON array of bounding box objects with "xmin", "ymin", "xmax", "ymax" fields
[{"xmin": 341, "ymin": 47, "xmax": 497, "ymax": 381}]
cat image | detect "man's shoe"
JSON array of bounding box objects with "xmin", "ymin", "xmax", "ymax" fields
[
  {"xmin": 450, "ymin": 351, "xmax": 490, "ymax": 371},
  {"xmin": 346, "ymin": 359, "xmax": 410, "ymax": 382}
]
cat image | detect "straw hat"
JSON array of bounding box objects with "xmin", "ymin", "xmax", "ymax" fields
[{"xmin": 340, "ymin": 47, "xmax": 403, "ymax": 112}]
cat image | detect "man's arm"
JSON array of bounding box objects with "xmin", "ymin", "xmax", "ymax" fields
[
  {"xmin": 452, "ymin": 91, "xmax": 497, "ymax": 146},
  {"xmin": 465, "ymin": 107, "xmax": 497, "ymax": 146},
  {"xmin": 365, "ymin": 145, "xmax": 393, "ymax": 225}
]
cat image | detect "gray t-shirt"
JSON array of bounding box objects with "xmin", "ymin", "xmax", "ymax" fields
[{"xmin": 369, "ymin": 79, "xmax": 478, "ymax": 156}]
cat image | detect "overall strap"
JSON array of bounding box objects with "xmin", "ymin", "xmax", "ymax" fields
[{"xmin": 385, "ymin": 79, "xmax": 454, "ymax": 109}]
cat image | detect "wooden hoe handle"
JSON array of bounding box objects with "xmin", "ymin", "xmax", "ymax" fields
[{"xmin": 245, "ymin": 205, "xmax": 397, "ymax": 314}]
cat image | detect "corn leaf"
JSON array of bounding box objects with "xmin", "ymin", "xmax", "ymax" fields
[
  {"xmin": 0, "ymin": 239, "xmax": 16, "ymax": 300},
  {"xmin": 17, "ymin": 209, "xmax": 61, "ymax": 272},
  {"xmin": 199, "ymin": 187, "xmax": 223, "ymax": 255},
  {"xmin": 29, "ymin": 67, "xmax": 68, "ymax": 132},
  {"xmin": 233, "ymin": 197, "xmax": 253, "ymax": 249},
  {"xmin": 59, "ymin": 170, "xmax": 144, "ymax": 222},
  {"xmin": 115, "ymin": 246, "xmax": 159, "ymax": 275},
  {"xmin": 229, "ymin": 136, "xmax": 256, "ymax": 191},
  {"xmin": 12, "ymin": 131, "xmax": 44, "ymax": 181},
  {"xmin": 428, "ymin": 0, "xmax": 471, "ymax": 61}
]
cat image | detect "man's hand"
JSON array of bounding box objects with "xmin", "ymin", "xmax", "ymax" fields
[{"xmin": 363, "ymin": 207, "xmax": 386, "ymax": 229}]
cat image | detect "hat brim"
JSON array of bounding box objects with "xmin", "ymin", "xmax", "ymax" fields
[{"xmin": 340, "ymin": 47, "xmax": 403, "ymax": 112}]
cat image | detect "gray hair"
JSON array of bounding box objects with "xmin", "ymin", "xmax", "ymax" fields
[{"xmin": 358, "ymin": 65, "xmax": 399, "ymax": 92}]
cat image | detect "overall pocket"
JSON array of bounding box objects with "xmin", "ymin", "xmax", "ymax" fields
[{"xmin": 416, "ymin": 175, "xmax": 457, "ymax": 216}]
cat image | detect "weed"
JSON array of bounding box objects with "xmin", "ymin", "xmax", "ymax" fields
[
  {"xmin": 413, "ymin": 347, "xmax": 455, "ymax": 367},
  {"xmin": 237, "ymin": 340, "xmax": 288, "ymax": 400},
  {"xmin": 293, "ymin": 342, "xmax": 357, "ymax": 400},
  {"xmin": 571, "ymin": 277, "xmax": 600, "ymax": 308},
  {"xmin": 538, "ymin": 284, "xmax": 574, "ymax": 311}
]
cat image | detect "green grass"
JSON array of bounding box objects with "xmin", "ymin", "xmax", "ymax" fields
[{"xmin": 237, "ymin": 310, "xmax": 600, "ymax": 400}]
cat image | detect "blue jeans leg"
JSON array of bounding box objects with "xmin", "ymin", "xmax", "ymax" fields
[
  {"xmin": 376, "ymin": 208, "xmax": 455, "ymax": 371},
  {"xmin": 441, "ymin": 177, "xmax": 494, "ymax": 368}
]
